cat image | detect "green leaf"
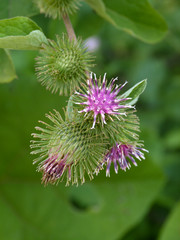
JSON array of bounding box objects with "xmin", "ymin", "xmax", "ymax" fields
[
  {"xmin": 0, "ymin": 0, "xmax": 39, "ymax": 18},
  {"xmin": 85, "ymin": 0, "xmax": 168, "ymax": 43},
  {"xmin": 84, "ymin": 0, "xmax": 111, "ymax": 21},
  {"xmin": 158, "ymin": 202, "xmax": 180, "ymax": 240},
  {"xmin": 0, "ymin": 49, "xmax": 17, "ymax": 83},
  {"xmin": 164, "ymin": 130, "xmax": 180, "ymax": 149},
  {"xmin": 120, "ymin": 79, "xmax": 147, "ymax": 105},
  {"xmin": 0, "ymin": 163, "xmax": 164, "ymax": 240},
  {"xmin": 0, "ymin": 17, "xmax": 48, "ymax": 50}
]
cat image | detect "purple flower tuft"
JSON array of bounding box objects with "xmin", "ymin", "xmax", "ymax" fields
[
  {"xmin": 97, "ymin": 143, "xmax": 148, "ymax": 177},
  {"xmin": 39, "ymin": 151, "xmax": 71, "ymax": 185},
  {"xmin": 75, "ymin": 73, "xmax": 133, "ymax": 129}
]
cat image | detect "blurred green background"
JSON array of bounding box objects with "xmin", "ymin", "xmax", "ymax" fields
[{"xmin": 0, "ymin": 0, "xmax": 180, "ymax": 239}]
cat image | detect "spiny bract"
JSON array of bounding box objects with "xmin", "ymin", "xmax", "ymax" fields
[
  {"xmin": 35, "ymin": 0, "xmax": 80, "ymax": 19},
  {"xmin": 35, "ymin": 35, "xmax": 94, "ymax": 95},
  {"xmin": 30, "ymin": 110, "xmax": 107, "ymax": 186}
]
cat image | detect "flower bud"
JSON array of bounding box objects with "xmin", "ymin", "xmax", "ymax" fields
[
  {"xmin": 35, "ymin": 35, "xmax": 94, "ymax": 95},
  {"xmin": 35, "ymin": 0, "xmax": 80, "ymax": 19}
]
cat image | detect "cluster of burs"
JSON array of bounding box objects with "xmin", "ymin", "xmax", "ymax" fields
[{"xmin": 31, "ymin": 0, "xmax": 148, "ymax": 186}]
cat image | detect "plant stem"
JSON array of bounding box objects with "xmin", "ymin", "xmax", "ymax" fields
[
  {"xmin": 62, "ymin": 13, "xmax": 89, "ymax": 77},
  {"xmin": 62, "ymin": 14, "xmax": 77, "ymax": 42}
]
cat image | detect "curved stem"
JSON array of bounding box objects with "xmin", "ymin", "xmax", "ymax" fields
[{"xmin": 62, "ymin": 14, "xmax": 77, "ymax": 42}]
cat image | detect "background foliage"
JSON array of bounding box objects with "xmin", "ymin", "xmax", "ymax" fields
[{"xmin": 0, "ymin": 0, "xmax": 180, "ymax": 239}]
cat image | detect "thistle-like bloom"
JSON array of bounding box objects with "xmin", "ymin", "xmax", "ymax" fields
[
  {"xmin": 75, "ymin": 73, "xmax": 134, "ymax": 129},
  {"xmin": 35, "ymin": 35, "xmax": 94, "ymax": 95},
  {"xmin": 38, "ymin": 150, "xmax": 72, "ymax": 185},
  {"xmin": 35, "ymin": 0, "xmax": 80, "ymax": 19},
  {"xmin": 31, "ymin": 110, "xmax": 107, "ymax": 186},
  {"xmin": 98, "ymin": 143, "xmax": 148, "ymax": 177}
]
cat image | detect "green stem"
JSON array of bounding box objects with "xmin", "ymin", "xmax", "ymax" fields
[
  {"xmin": 62, "ymin": 14, "xmax": 77, "ymax": 42},
  {"xmin": 62, "ymin": 13, "xmax": 89, "ymax": 77}
]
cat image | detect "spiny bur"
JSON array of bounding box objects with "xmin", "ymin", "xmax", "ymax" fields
[
  {"xmin": 35, "ymin": 35, "xmax": 94, "ymax": 95},
  {"xmin": 35, "ymin": 0, "xmax": 81, "ymax": 19}
]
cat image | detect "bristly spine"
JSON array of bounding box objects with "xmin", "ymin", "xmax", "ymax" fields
[
  {"xmin": 30, "ymin": 110, "xmax": 108, "ymax": 186},
  {"xmin": 35, "ymin": 35, "xmax": 94, "ymax": 96},
  {"xmin": 35, "ymin": 0, "xmax": 81, "ymax": 19}
]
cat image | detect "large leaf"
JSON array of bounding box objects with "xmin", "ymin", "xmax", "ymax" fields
[
  {"xmin": 0, "ymin": 17, "xmax": 48, "ymax": 50},
  {"xmin": 158, "ymin": 202, "xmax": 180, "ymax": 240},
  {"xmin": 85, "ymin": 0, "xmax": 168, "ymax": 43},
  {"xmin": 0, "ymin": 164, "xmax": 164, "ymax": 240},
  {"xmin": 164, "ymin": 130, "xmax": 180, "ymax": 149},
  {"xmin": 0, "ymin": 0, "xmax": 39, "ymax": 18},
  {"xmin": 0, "ymin": 49, "xmax": 16, "ymax": 83},
  {"xmin": 120, "ymin": 79, "xmax": 147, "ymax": 105}
]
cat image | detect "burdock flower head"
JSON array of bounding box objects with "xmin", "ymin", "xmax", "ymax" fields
[
  {"xmin": 31, "ymin": 110, "xmax": 107, "ymax": 186},
  {"xmin": 75, "ymin": 73, "xmax": 134, "ymax": 129},
  {"xmin": 97, "ymin": 143, "xmax": 148, "ymax": 177},
  {"xmin": 35, "ymin": 0, "xmax": 81, "ymax": 19},
  {"xmin": 35, "ymin": 35, "xmax": 94, "ymax": 95},
  {"xmin": 74, "ymin": 73, "xmax": 148, "ymax": 178},
  {"xmin": 31, "ymin": 70, "xmax": 148, "ymax": 186}
]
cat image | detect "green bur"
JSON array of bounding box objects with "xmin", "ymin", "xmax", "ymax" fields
[
  {"xmin": 35, "ymin": 0, "xmax": 80, "ymax": 19},
  {"xmin": 31, "ymin": 110, "xmax": 107, "ymax": 186},
  {"xmin": 35, "ymin": 35, "xmax": 94, "ymax": 95}
]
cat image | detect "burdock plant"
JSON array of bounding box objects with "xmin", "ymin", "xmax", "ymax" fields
[{"xmin": 31, "ymin": 0, "xmax": 148, "ymax": 186}]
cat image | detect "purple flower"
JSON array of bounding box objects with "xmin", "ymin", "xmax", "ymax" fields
[
  {"xmin": 39, "ymin": 151, "xmax": 71, "ymax": 185},
  {"xmin": 75, "ymin": 73, "xmax": 133, "ymax": 129},
  {"xmin": 97, "ymin": 143, "xmax": 148, "ymax": 177}
]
